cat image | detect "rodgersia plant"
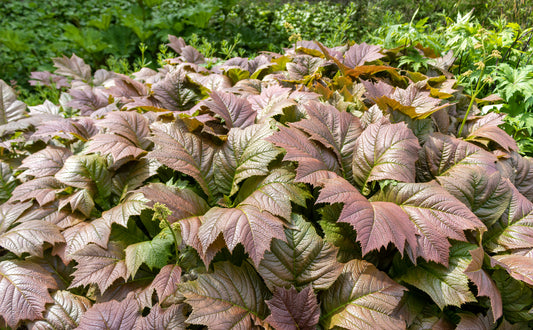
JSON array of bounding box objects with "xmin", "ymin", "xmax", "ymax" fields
[{"xmin": 0, "ymin": 35, "xmax": 532, "ymax": 329}]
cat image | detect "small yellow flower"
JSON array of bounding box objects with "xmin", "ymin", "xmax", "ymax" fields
[
  {"xmin": 474, "ymin": 61, "xmax": 485, "ymax": 70},
  {"xmin": 474, "ymin": 43, "xmax": 483, "ymax": 49},
  {"xmin": 483, "ymin": 76, "xmax": 494, "ymax": 84},
  {"xmin": 283, "ymin": 21, "xmax": 294, "ymax": 31},
  {"xmin": 461, "ymin": 70, "xmax": 473, "ymax": 77},
  {"xmin": 289, "ymin": 33, "xmax": 302, "ymax": 42},
  {"xmin": 491, "ymin": 49, "xmax": 502, "ymax": 59}
]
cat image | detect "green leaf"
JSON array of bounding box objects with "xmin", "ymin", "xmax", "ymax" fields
[
  {"xmin": 214, "ymin": 124, "xmax": 280, "ymax": 196},
  {"xmin": 320, "ymin": 259, "xmax": 406, "ymax": 329},
  {"xmin": 124, "ymin": 227, "xmax": 175, "ymax": 279},
  {"xmin": 257, "ymin": 214, "xmax": 343, "ymax": 291},
  {"xmin": 179, "ymin": 261, "xmax": 270, "ymax": 328},
  {"xmin": 492, "ymin": 269, "xmax": 533, "ymax": 323},
  {"xmin": 0, "ymin": 161, "xmax": 17, "ymax": 203},
  {"xmin": 396, "ymin": 242, "xmax": 477, "ymax": 309}
]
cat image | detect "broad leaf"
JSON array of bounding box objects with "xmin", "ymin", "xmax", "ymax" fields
[
  {"xmin": 267, "ymin": 124, "xmax": 341, "ymax": 185},
  {"xmin": 27, "ymin": 290, "xmax": 92, "ymax": 330},
  {"xmin": 125, "ymin": 227, "xmax": 174, "ymax": 279},
  {"xmin": 397, "ymin": 242, "xmax": 477, "ymax": 309},
  {"xmin": 55, "ymin": 154, "xmax": 112, "ymax": 199},
  {"xmin": 148, "ymin": 121, "xmax": 216, "ymax": 196},
  {"xmin": 417, "ymin": 133, "xmax": 498, "ymax": 181},
  {"xmin": 69, "ymin": 242, "xmax": 128, "ymax": 293},
  {"xmin": 0, "ymin": 220, "xmax": 64, "ymax": 257},
  {"xmin": 318, "ymin": 177, "xmax": 417, "ymax": 256},
  {"xmin": 258, "ymin": 214, "xmax": 343, "ymax": 291},
  {"xmin": 77, "ymin": 294, "xmax": 140, "ymax": 330},
  {"xmin": 150, "ymin": 264, "xmax": 181, "ymax": 303},
  {"xmin": 33, "ymin": 117, "xmax": 97, "ymax": 143},
  {"xmin": 248, "ymin": 85, "xmax": 296, "ymax": 123},
  {"xmin": 352, "ymin": 118, "xmax": 420, "ymax": 193},
  {"xmin": 492, "ymin": 269, "xmax": 533, "ymax": 323},
  {"xmin": 265, "ymin": 286, "xmax": 320, "ymax": 330},
  {"xmin": 492, "ymin": 254, "xmax": 533, "ymax": 286},
  {"xmin": 62, "ymin": 217, "xmax": 111, "ymax": 258},
  {"xmin": 499, "ymin": 152, "xmax": 533, "ymax": 202},
  {"xmin": 214, "ymin": 124, "xmax": 280, "ymax": 196},
  {"xmin": 0, "ymin": 201, "xmax": 32, "ymax": 233},
  {"xmin": 139, "ymin": 183, "xmax": 209, "ymax": 224},
  {"xmin": 0, "ymin": 161, "xmax": 16, "ymax": 203},
  {"xmin": 375, "ymin": 182, "xmax": 485, "ymax": 265},
  {"xmin": 96, "ymin": 111, "xmax": 151, "ymax": 149},
  {"xmin": 112, "ymin": 158, "xmax": 158, "ymax": 196},
  {"xmin": 179, "ymin": 261, "xmax": 270, "ymax": 329},
  {"xmin": 0, "ymin": 79, "xmax": 26, "ymax": 125},
  {"xmin": 321, "ymin": 259, "xmax": 406, "ymax": 329},
  {"xmin": 101, "ymin": 192, "xmax": 149, "ymax": 227},
  {"xmin": 464, "ymin": 247, "xmax": 503, "ymax": 320},
  {"xmin": 291, "ymin": 101, "xmax": 362, "ymax": 180},
  {"xmin": 20, "ymin": 146, "xmax": 72, "ymax": 179},
  {"xmin": 198, "ymin": 91, "xmax": 256, "ymax": 128},
  {"xmin": 152, "ymin": 67, "xmax": 203, "ymax": 111},
  {"xmin": 0, "ymin": 260, "xmax": 57, "ymax": 328},
  {"xmin": 59, "ymin": 189, "xmax": 94, "ymax": 217},
  {"xmin": 437, "ymin": 168, "xmax": 512, "ymax": 227},
  {"xmin": 52, "ymin": 54, "xmax": 91, "ymax": 81},
  {"xmin": 86, "ymin": 133, "xmax": 146, "ymax": 166},
  {"xmin": 9, "ymin": 177, "xmax": 64, "ymax": 206},
  {"xmin": 344, "ymin": 42, "xmax": 385, "ymax": 67},
  {"xmin": 134, "ymin": 304, "xmax": 186, "ymax": 330}
]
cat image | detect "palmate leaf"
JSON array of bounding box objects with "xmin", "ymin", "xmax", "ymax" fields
[
  {"xmin": 265, "ymin": 286, "xmax": 320, "ymax": 330},
  {"xmin": 179, "ymin": 261, "xmax": 270, "ymax": 329},
  {"xmin": 133, "ymin": 304, "xmax": 186, "ymax": 330},
  {"xmin": 343, "ymin": 42, "xmax": 385, "ymax": 68},
  {"xmin": 77, "ymin": 294, "xmax": 140, "ymax": 330},
  {"xmin": 28, "ymin": 253, "xmax": 75, "ymax": 290},
  {"xmin": 152, "ymin": 67, "xmax": 203, "ymax": 111},
  {"xmin": 125, "ymin": 227, "xmax": 174, "ymax": 279},
  {"xmin": 139, "ymin": 183, "xmax": 209, "ymax": 224},
  {"xmin": 417, "ymin": 133, "xmax": 498, "ymax": 182},
  {"xmin": 150, "ymin": 264, "xmax": 181, "ymax": 303},
  {"xmin": 197, "ymin": 91, "xmax": 256, "ymax": 129},
  {"xmin": 464, "ymin": 247, "xmax": 503, "ymax": 320},
  {"xmin": 317, "ymin": 177, "xmax": 417, "ymax": 256},
  {"xmin": 267, "ymin": 124, "xmax": 341, "ymax": 185},
  {"xmin": 0, "ymin": 260, "xmax": 58, "ymax": 328},
  {"xmin": 485, "ymin": 186, "xmax": 533, "ymax": 252},
  {"xmin": 397, "ymin": 242, "xmax": 477, "ymax": 310},
  {"xmin": 291, "ymin": 101, "xmax": 362, "ymax": 180},
  {"xmin": 0, "ymin": 220, "xmax": 64, "ymax": 257},
  {"xmin": 438, "ymin": 167, "xmax": 512, "ymax": 227},
  {"xmin": 55, "ymin": 154, "xmax": 112, "ymax": 199},
  {"xmin": 374, "ymin": 181, "xmax": 484, "ymax": 265},
  {"xmin": 320, "ymin": 259, "xmax": 406, "ymax": 329},
  {"xmin": 52, "ymin": 54, "xmax": 91, "ymax": 81},
  {"xmin": 258, "ymin": 214, "xmax": 343, "ymax": 291},
  {"xmin": 352, "ymin": 118, "xmax": 420, "ymax": 193},
  {"xmin": 27, "ymin": 290, "xmax": 92, "ymax": 330},
  {"xmin": 214, "ymin": 124, "xmax": 281, "ymax": 196},
  {"xmin": 0, "ymin": 79, "xmax": 26, "ymax": 125},
  {"xmin": 69, "ymin": 241, "xmax": 128, "ymax": 293},
  {"xmin": 19, "ymin": 146, "xmax": 72, "ymax": 179},
  {"xmin": 180, "ymin": 216, "xmax": 226, "ymax": 267},
  {"xmin": 67, "ymin": 87, "xmax": 110, "ymax": 114},
  {"xmin": 199, "ymin": 169, "xmax": 307, "ymax": 266},
  {"xmin": 148, "ymin": 120, "xmax": 216, "ymax": 196},
  {"xmin": 101, "ymin": 192, "xmax": 149, "ymax": 228}
]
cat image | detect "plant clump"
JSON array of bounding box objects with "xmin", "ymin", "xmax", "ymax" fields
[{"xmin": 0, "ymin": 35, "xmax": 532, "ymax": 329}]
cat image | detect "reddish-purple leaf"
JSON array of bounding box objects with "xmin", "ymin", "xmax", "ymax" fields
[
  {"xmin": 321, "ymin": 259, "xmax": 406, "ymax": 329},
  {"xmin": 77, "ymin": 294, "xmax": 140, "ymax": 330},
  {"xmin": 148, "ymin": 121, "xmax": 216, "ymax": 196},
  {"xmin": 29, "ymin": 71, "xmax": 69, "ymax": 89},
  {"xmin": 86, "ymin": 133, "xmax": 146, "ymax": 165},
  {"xmin": 112, "ymin": 158, "xmax": 158, "ymax": 196},
  {"xmin": 139, "ymin": 183, "xmax": 209, "ymax": 224},
  {"xmin": 52, "ymin": 54, "xmax": 91, "ymax": 81},
  {"xmin": 352, "ymin": 118, "xmax": 420, "ymax": 193},
  {"xmin": 344, "ymin": 42, "xmax": 385, "ymax": 67},
  {"xmin": 151, "ymin": 264, "xmax": 181, "ymax": 303},
  {"xmin": 180, "ymin": 216, "xmax": 225, "ymax": 267},
  {"xmin": 167, "ymin": 35, "xmax": 186, "ymax": 54},
  {"xmin": 267, "ymin": 125, "xmax": 341, "ymax": 185},
  {"xmin": 375, "ymin": 182, "xmax": 485, "ymax": 265},
  {"xmin": 101, "ymin": 192, "xmax": 149, "ymax": 227},
  {"xmin": 0, "ymin": 201, "xmax": 32, "ymax": 233},
  {"xmin": 58, "ymin": 189, "xmax": 95, "ymax": 217},
  {"xmin": 0, "ymin": 220, "xmax": 64, "ymax": 257},
  {"xmin": 463, "ymin": 112, "xmax": 517, "ymax": 152},
  {"xmin": 188, "ymin": 72, "xmax": 232, "ymax": 91},
  {"xmin": 152, "ymin": 67, "xmax": 202, "ymax": 111},
  {"xmin": 456, "ymin": 313, "xmax": 493, "ymax": 330},
  {"xmin": 198, "ymin": 91, "xmax": 256, "ymax": 128},
  {"xmin": 69, "ymin": 242, "xmax": 128, "ymax": 293},
  {"xmin": 96, "ymin": 111, "xmax": 151, "ymax": 149},
  {"xmin": 9, "ymin": 177, "xmax": 64, "ymax": 206},
  {"xmin": 318, "ymin": 177, "xmax": 417, "ymax": 256},
  {"xmin": 179, "ymin": 261, "xmax": 270, "ymax": 329},
  {"xmin": 62, "ymin": 217, "xmax": 111, "ymax": 258},
  {"xmin": 27, "ymin": 290, "xmax": 92, "ymax": 330},
  {"xmin": 33, "ymin": 117, "xmax": 97, "ymax": 142},
  {"xmin": 0, "ymin": 260, "xmax": 58, "ymax": 328},
  {"xmin": 265, "ymin": 286, "xmax": 320, "ymax": 330},
  {"xmin": 67, "ymin": 87, "xmax": 110, "ymax": 114},
  {"xmin": 20, "ymin": 146, "xmax": 72, "ymax": 178},
  {"xmin": 27, "ymin": 253, "xmax": 74, "ymax": 290},
  {"xmin": 134, "ymin": 304, "xmax": 186, "ymax": 330},
  {"xmin": 499, "ymin": 152, "xmax": 533, "ymax": 201},
  {"xmin": 464, "ymin": 247, "xmax": 503, "ymax": 320},
  {"xmin": 492, "ymin": 254, "xmax": 533, "ymax": 286},
  {"xmin": 105, "ymin": 75, "xmax": 149, "ymax": 100},
  {"xmin": 417, "ymin": 133, "xmax": 498, "ymax": 181},
  {"xmin": 249, "ymin": 85, "xmax": 296, "ymax": 123},
  {"xmin": 292, "ymin": 100, "xmax": 362, "ymax": 179}
]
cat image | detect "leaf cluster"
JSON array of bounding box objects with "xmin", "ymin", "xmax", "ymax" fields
[{"xmin": 0, "ymin": 36, "xmax": 532, "ymax": 329}]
